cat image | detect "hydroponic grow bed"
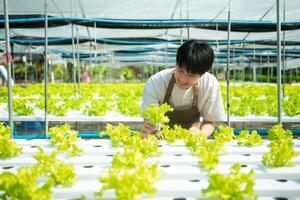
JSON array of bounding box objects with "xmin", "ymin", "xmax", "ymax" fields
[{"xmin": 1, "ymin": 139, "xmax": 300, "ymax": 199}]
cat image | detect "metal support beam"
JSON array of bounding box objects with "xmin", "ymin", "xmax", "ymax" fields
[
  {"xmin": 76, "ymin": 27, "xmax": 81, "ymax": 96},
  {"xmin": 44, "ymin": 0, "xmax": 49, "ymax": 137},
  {"xmin": 276, "ymin": 0, "xmax": 282, "ymax": 124},
  {"xmin": 3, "ymin": 0, "xmax": 14, "ymax": 137},
  {"xmin": 226, "ymin": 0, "xmax": 231, "ymax": 126}
]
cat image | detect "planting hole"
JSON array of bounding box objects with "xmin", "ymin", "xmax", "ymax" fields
[
  {"xmin": 276, "ymin": 179, "xmax": 287, "ymax": 182},
  {"xmin": 241, "ymin": 164, "xmax": 247, "ymax": 167},
  {"xmin": 2, "ymin": 166, "xmax": 13, "ymax": 170},
  {"xmin": 274, "ymin": 197, "xmax": 288, "ymax": 200},
  {"xmin": 174, "ymin": 154, "xmax": 182, "ymax": 156},
  {"xmin": 242, "ymin": 153, "xmax": 251, "ymax": 156},
  {"xmin": 83, "ymin": 165, "xmax": 94, "ymax": 168},
  {"xmin": 189, "ymin": 179, "xmax": 200, "ymax": 182},
  {"xmin": 93, "ymin": 145, "xmax": 102, "ymax": 147},
  {"xmin": 161, "ymin": 164, "xmax": 170, "ymax": 168}
]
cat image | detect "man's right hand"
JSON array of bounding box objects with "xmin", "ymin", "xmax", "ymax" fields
[{"xmin": 142, "ymin": 119, "xmax": 155, "ymax": 139}]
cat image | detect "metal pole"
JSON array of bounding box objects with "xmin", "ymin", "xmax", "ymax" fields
[
  {"xmin": 226, "ymin": 0, "xmax": 231, "ymax": 126},
  {"xmin": 253, "ymin": 42, "xmax": 256, "ymax": 82},
  {"xmin": 29, "ymin": 45, "xmax": 33, "ymax": 83},
  {"xmin": 282, "ymin": 0, "xmax": 286, "ymax": 96},
  {"xmin": 186, "ymin": 0, "xmax": 190, "ymax": 39},
  {"xmin": 72, "ymin": 24, "xmax": 77, "ymax": 98},
  {"xmin": 93, "ymin": 21, "xmax": 97, "ymax": 82},
  {"xmin": 242, "ymin": 57, "xmax": 245, "ymax": 83},
  {"xmin": 76, "ymin": 27, "xmax": 81, "ymax": 96},
  {"xmin": 3, "ymin": 0, "xmax": 13, "ymax": 137},
  {"xmin": 276, "ymin": 0, "xmax": 282, "ymax": 124},
  {"xmin": 44, "ymin": 0, "xmax": 49, "ymax": 137},
  {"xmin": 242, "ymin": 43, "xmax": 245, "ymax": 84},
  {"xmin": 267, "ymin": 51, "xmax": 270, "ymax": 83},
  {"xmin": 180, "ymin": 0, "xmax": 183, "ymax": 44},
  {"xmin": 233, "ymin": 48, "xmax": 236, "ymax": 81},
  {"xmin": 24, "ymin": 48, "xmax": 27, "ymax": 86},
  {"xmin": 71, "ymin": 0, "xmax": 77, "ymax": 97},
  {"xmin": 260, "ymin": 56, "xmax": 262, "ymax": 82},
  {"xmin": 11, "ymin": 43, "xmax": 15, "ymax": 81}
]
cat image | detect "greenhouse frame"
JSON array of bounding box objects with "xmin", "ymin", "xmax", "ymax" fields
[{"xmin": 0, "ymin": 0, "xmax": 300, "ymax": 199}]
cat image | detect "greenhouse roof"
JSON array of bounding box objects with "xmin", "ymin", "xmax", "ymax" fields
[{"xmin": 0, "ymin": 0, "xmax": 300, "ymax": 67}]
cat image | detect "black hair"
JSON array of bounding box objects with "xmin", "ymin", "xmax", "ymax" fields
[{"xmin": 176, "ymin": 40, "xmax": 214, "ymax": 75}]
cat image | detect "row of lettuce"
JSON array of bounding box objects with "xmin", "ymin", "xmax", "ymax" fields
[
  {"xmin": 0, "ymin": 83, "xmax": 300, "ymax": 117},
  {"xmin": 1, "ymin": 103, "xmax": 299, "ymax": 199}
]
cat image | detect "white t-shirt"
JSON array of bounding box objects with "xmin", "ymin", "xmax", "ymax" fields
[{"xmin": 141, "ymin": 68, "xmax": 225, "ymax": 122}]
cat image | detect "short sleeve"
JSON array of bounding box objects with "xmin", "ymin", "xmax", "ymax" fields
[
  {"xmin": 202, "ymin": 81, "xmax": 226, "ymax": 122},
  {"xmin": 141, "ymin": 69, "xmax": 172, "ymax": 113},
  {"xmin": 141, "ymin": 79, "xmax": 160, "ymax": 112}
]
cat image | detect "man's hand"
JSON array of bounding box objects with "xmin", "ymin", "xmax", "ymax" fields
[
  {"xmin": 189, "ymin": 121, "xmax": 216, "ymax": 137},
  {"xmin": 142, "ymin": 118, "xmax": 156, "ymax": 139}
]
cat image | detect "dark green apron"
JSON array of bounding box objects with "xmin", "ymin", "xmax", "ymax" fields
[{"xmin": 163, "ymin": 74, "xmax": 200, "ymax": 129}]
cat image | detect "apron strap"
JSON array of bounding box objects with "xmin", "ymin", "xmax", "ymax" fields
[
  {"xmin": 163, "ymin": 74, "xmax": 176, "ymax": 104},
  {"xmin": 192, "ymin": 81, "xmax": 199, "ymax": 107}
]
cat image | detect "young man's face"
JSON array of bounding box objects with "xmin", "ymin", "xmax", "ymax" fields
[{"xmin": 174, "ymin": 67, "xmax": 201, "ymax": 90}]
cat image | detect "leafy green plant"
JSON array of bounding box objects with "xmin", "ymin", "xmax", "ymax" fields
[
  {"xmin": 12, "ymin": 99, "xmax": 35, "ymax": 116},
  {"xmin": 262, "ymin": 138, "xmax": 298, "ymax": 168},
  {"xmin": 66, "ymin": 97, "xmax": 85, "ymax": 110},
  {"xmin": 161, "ymin": 124, "xmax": 190, "ymax": 143},
  {"xmin": 0, "ymin": 166, "xmax": 53, "ymax": 200},
  {"xmin": 112, "ymin": 149, "xmax": 145, "ymax": 169},
  {"xmin": 95, "ymin": 163, "xmax": 160, "ymax": 200},
  {"xmin": 102, "ymin": 124, "xmax": 160, "ymax": 158},
  {"xmin": 262, "ymin": 124, "xmax": 298, "ymax": 167},
  {"xmin": 96, "ymin": 123, "xmax": 162, "ymax": 200},
  {"xmin": 0, "ymin": 147, "xmax": 76, "ymax": 200},
  {"xmin": 2, "ymin": 83, "xmax": 300, "ymax": 117},
  {"xmin": 183, "ymin": 130, "xmax": 208, "ymax": 152},
  {"xmin": 266, "ymin": 96, "xmax": 278, "ymax": 117},
  {"xmin": 101, "ymin": 123, "xmax": 132, "ymax": 148},
  {"xmin": 214, "ymin": 125, "xmax": 235, "ymax": 143},
  {"xmin": 34, "ymin": 147, "xmax": 77, "ymax": 186},
  {"xmin": 48, "ymin": 99, "xmax": 69, "ymax": 116},
  {"xmin": 142, "ymin": 103, "xmax": 173, "ymax": 126},
  {"xmin": 194, "ymin": 140, "xmax": 224, "ymax": 171},
  {"xmin": 235, "ymin": 97, "xmax": 249, "ymax": 116},
  {"xmin": 117, "ymin": 97, "xmax": 140, "ymax": 116},
  {"xmin": 236, "ymin": 130, "xmax": 263, "ymax": 146},
  {"xmin": 49, "ymin": 124, "xmax": 83, "ymax": 157},
  {"xmin": 171, "ymin": 124, "xmax": 224, "ymax": 171},
  {"xmin": 251, "ymin": 99, "xmax": 267, "ymax": 116},
  {"xmin": 201, "ymin": 164, "xmax": 257, "ymax": 200},
  {"xmin": 123, "ymin": 133, "xmax": 161, "ymax": 158},
  {"xmin": 84, "ymin": 98, "xmax": 111, "ymax": 116},
  {"xmin": 267, "ymin": 124, "xmax": 293, "ymax": 141},
  {"xmin": 0, "ymin": 123, "xmax": 22, "ymax": 159}
]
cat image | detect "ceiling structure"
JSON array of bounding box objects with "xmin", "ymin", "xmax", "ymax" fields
[{"xmin": 0, "ymin": 0, "xmax": 300, "ymax": 69}]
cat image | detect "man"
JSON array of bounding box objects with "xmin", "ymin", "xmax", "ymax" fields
[{"xmin": 141, "ymin": 40, "xmax": 225, "ymax": 138}]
